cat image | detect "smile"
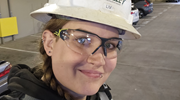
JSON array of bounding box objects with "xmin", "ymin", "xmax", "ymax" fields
[{"xmin": 79, "ymin": 70, "xmax": 103, "ymax": 78}]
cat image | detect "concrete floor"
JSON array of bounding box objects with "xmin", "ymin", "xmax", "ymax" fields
[{"xmin": 0, "ymin": 2, "xmax": 180, "ymax": 100}]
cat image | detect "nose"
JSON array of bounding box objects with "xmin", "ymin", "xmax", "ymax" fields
[{"xmin": 87, "ymin": 47, "xmax": 105, "ymax": 67}]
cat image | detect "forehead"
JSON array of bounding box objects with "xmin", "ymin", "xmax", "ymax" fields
[{"xmin": 62, "ymin": 20, "xmax": 119, "ymax": 38}]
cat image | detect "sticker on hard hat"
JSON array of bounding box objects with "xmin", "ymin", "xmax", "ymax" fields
[
  {"xmin": 107, "ymin": 0, "xmax": 126, "ymax": 5},
  {"xmin": 104, "ymin": 3, "xmax": 114, "ymax": 11}
]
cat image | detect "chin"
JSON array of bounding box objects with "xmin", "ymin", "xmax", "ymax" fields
[
  {"xmin": 78, "ymin": 81, "xmax": 106, "ymax": 96},
  {"xmin": 77, "ymin": 86, "xmax": 100, "ymax": 96}
]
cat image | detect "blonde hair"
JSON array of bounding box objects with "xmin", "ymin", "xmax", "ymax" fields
[{"xmin": 39, "ymin": 18, "xmax": 72, "ymax": 100}]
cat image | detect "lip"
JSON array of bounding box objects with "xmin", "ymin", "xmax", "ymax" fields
[{"xmin": 79, "ymin": 70, "xmax": 103, "ymax": 78}]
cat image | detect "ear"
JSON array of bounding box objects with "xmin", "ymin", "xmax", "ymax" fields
[{"xmin": 42, "ymin": 30, "xmax": 56, "ymax": 56}]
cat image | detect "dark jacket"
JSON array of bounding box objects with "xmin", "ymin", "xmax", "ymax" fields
[{"xmin": 0, "ymin": 64, "xmax": 112, "ymax": 100}]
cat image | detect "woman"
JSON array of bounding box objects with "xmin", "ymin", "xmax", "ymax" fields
[{"xmin": 0, "ymin": 0, "xmax": 141, "ymax": 100}]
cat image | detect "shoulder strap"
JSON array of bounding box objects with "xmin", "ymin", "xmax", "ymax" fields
[
  {"xmin": 98, "ymin": 83, "xmax": 113, "ymax": 100},
  {"xmin": 99, "ymin": 92, "xmax": 110, "ymax": 100},
  {"xmin": 22, "ymin": 95, "xmax": 40, "ymax": 100},
  {"xmin": 0, "ymin": 91, "xmax": 24, "ymax": 100}
]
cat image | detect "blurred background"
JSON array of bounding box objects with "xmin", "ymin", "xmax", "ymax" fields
[{"xmin": 0, "ymin": 0, "xmax": 180, "ymax": 100}]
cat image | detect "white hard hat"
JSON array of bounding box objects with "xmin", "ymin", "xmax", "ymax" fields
[{"xmin": 30, "ymin": 0, "xmax": 141, "ymax": 39}]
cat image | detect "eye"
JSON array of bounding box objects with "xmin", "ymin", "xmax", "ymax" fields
[
  {"xmin": 77, "ymin": 37, "xmax": 91, "ymax": 45},
  {"xmin": 105, "ymin": 43, "xmax": 115, "ymax": 50}
]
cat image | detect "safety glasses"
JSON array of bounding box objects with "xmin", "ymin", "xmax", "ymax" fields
[{"xmin": 54, "ymin": 29, "xmax": 123, "ymax": 59}]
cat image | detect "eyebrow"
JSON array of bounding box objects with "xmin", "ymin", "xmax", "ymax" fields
[
  {"xmin": 77, "ymin": 27, "xmax": 120, "ymax": 36},
  {"xmin": 75, "ymin": 28, "xmax": 97, "ymax": 36},
  {"xmin": 75, "ymin": 29, "xmax": 122, "ymax": 40}
]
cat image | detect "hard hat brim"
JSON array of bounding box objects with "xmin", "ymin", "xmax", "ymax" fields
[{"xmin": 30, "ymin": 4, "xmax": 141, "ymax": 40}]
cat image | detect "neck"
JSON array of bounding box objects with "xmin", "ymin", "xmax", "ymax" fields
[
  {"xmin": 73, "ymin": 96, "xmax": 86, "ymax": 100},
  {"xmin": 59, "ymin": 83, "xmax": 87, "ymax": 100},
  {"xmin": 63, "ymin": 88, "xmax": 87, "ymax": 100}
]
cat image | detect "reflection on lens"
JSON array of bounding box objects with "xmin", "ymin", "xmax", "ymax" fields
[
  {"xmin": 77, "ymin": 38, "xmax": 85, "ymax": 44},
  {"xmin": 63, "ymin": 29, "xmax": 101, "ymax": 56}
]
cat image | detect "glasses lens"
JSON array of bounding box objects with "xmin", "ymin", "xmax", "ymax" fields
[
  {"xmin": 60, "ymin": 29, "xmax": 122, "ymax": 59},
  {"xmin": 62, "ymin": 29, "xmax": 101, "ymax": 56},
  {"xmin": 104, "ymin": 39, "xmax": 123, "ymax": 58}
]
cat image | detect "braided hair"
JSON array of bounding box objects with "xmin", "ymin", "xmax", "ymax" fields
[{"xmin": 39, "ymin": 18, "xmax": 72, "ymax": 100}]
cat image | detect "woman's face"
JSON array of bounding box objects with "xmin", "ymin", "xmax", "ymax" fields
[{"xmin": 51, "ymin": 20, "xmax": 119, "ymax": 98}]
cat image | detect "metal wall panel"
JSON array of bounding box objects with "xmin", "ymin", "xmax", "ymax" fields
[
  {"xmin": 0, "ymin": 0, "xmax": 9, "ymax": 18},
  {"xmin": 0, "ymin": 0, "xmax": 47, "ymax": 43}
]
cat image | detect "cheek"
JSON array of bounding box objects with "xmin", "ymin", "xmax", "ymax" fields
[
  {"xmin": 102, "ymin": 58, "xmax": 117, "ymax": 84},
  {"xmin": 51, "ymin": 40, "xmax": 86, "ymax": 81},
  {"xmin": 52, "ymin": 39, "xmax": 83, "ymax": 66},
  {"xmin": 105, "ymin": 58, "xmax": 117, "ymax": 73}
]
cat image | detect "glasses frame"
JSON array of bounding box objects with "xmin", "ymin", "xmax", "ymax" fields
[{"xmin": 54, "ymin": 29, "xmax": 123, "ymax": 57}]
